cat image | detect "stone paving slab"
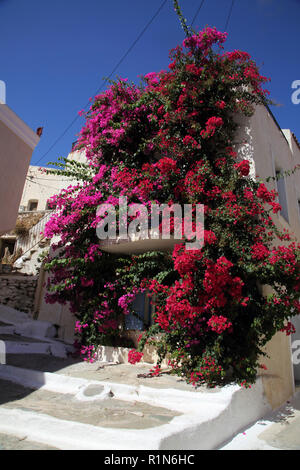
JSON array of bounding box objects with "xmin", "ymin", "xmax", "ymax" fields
[
  {"xmin": 220, "ymin": 387, "xmax": 300, "ymax": 450},
  {"xmin": 4, "ymin": 354, "xmax": 221, "ymax": 393},
  {"xmin": 54, "ymin": 361, "xmax": 225, "ymax": 394},
  {"xmin": 257, "ymin": 413, "xmax": 300, "ymax": 450},
  {"xmin": 1, "ymin": 338, "xmax": 69, "ymax": 358}
]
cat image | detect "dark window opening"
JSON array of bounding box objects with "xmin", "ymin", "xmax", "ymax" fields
[
  {"xmin": 125, "ymin": 292, "xmax": 153, "ymax": 331},
  {"xmin": 28, "ymin": 200, "xmax": 38, "ymax": 211},
  {"xmin": 276, "ymin": 170, "xmax": 289, "ymax": 222},
  {"xmin": 0, "ymin": 239, "xmax": 16, "ymax": 259}
]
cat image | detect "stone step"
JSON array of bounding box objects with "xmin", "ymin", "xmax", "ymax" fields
[
  {"xmin": 0, "ymin": 431, "xmax": 59, "ymax": 450},
  {"xmin": 0, "ymin": 304, "xmax": 57, "ymax": 339},
  {"xmin": 13, "ymin": 320, "xmax": 57, "ymax": 339},
  {"xmin": 0, "ymin": 331, "xmax": 73, "ymax": 358},
  {"xmin": 0, "ymin": 407, "xmax": 161, "ymax": 450},
  {"xmin": 0, "ymin": 304, "xmax": 73, "ymax": 358},
  {"xmin": 3, "ymin": 340, "xmax": 68, "ymax": 358},
  {"xmin": 0, "ymin": 325, "xmax": 15, "ymax": 335},
  {"xmin": 0, "ymin": 377, "xmax": 179, "ymax": 430},
  {"xmin": 0, "ymin": 304, "xmax": 30, "ymax": 324},
  {"xmin": 0, "ymin": 375, "xmax": 181, "ymax": 449},
  {"xmin": 0, "ymin": 362, "xmax": 272, "ymax": 449},
  {"xmin": 4, "ymin": 352, "xmax": 78, "ymax": 373},
  {"xmin": 0, "ymin": 363, "xmax": 227, "ymax": 412},
  {"xmin": 0, "ymin": 304, "xmax": 275, "ymax": 450}
]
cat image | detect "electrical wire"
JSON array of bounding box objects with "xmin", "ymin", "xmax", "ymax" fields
[
  {"xmin": 25, "ymin": 177, "xmax": 63, "ymax": 192},
  {"xmin": 224, "ymin": 0, "xmax": 235, "ymax": 31},
  {"xmin": 27, "ymin": 175, "xmax": 70, "ymax": 182},
  {"xmin": 34, "ymin": 0, "xmax": 168, "ymax": 166},
  {"xmin": 191, "ymin": 0, "xmax": 205, "ymax": 27}
]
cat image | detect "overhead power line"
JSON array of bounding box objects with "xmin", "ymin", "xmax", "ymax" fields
[
  {"xmin": 34, "ymin": 0, "xmax": 168, "ymax": 166},
  {"xmin": 224, "ymin": 0, "xmax": 235, "ymax": 31},
  {"xmin": 191, "ymin": 0, "xmax": 205, "ymax": 27},
  {"xmin": 25, "ymin": 177, "xmax": 63, "ymax": 192}
]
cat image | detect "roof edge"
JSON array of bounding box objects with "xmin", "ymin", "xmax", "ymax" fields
[{"xmin": 0, "ymin": 104, "xmax": 40, "ymax": 150}]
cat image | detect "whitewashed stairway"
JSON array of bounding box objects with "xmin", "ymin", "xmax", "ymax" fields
[{"xmin": 0, "ymin": 304, "xmax": 272, "ymax": 450}]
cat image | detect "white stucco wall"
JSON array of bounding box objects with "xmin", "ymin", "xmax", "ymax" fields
[
  {"xmin": 19, "ymin": 150, "xmax": 86, "ymax": 212},
  {"xmin": 235, "ymin": 105, "xmax": 300, "ymax": 406}
]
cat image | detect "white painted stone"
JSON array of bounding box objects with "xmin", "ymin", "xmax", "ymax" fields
[
  {"xmin": 0, "ymin": 304, "xmax": 30, "ymax": 324},
  {"xmin": 3, "ymin": 341, "xmax": 67, "ymax": 358},
  {"xmin": 0, "ymin": 408, "xmax": 161, "ymax": 450},
  {"xmin": 0, "ymin": 326, "xmax": 15, "ymax": 335},
  {"xmin": 97, "ymin": 345, "xmax": 130, "ymax": 363},
  {"xmin": 0, "ymin": 363, "xmax": 272, "ymax": 450},
  {"xmin": 14, "ymin": 320, "xmax": 57, "ymax": 339}
]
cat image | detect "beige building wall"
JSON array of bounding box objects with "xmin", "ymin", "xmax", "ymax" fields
[
  {"xmin": 0, "ymin": 104, "xmax": 39, "ymax": 235},
  {"xmin": 20, "ymin": 150, "xmax": 86, "ymax": 212},
  {"xmin": 20, "ymin": 165, "xmax": 71, "ymax": 212},
  {"xmin": 0, "ymin": 149, "xmax": 86, "ymax": 272},
  {"xmin": 34, "ymin": 239, "xmax": 77, "ymax": 343},
  {"xmin": 32, "ymin": 151, "xmax": 86, "ymax": 341},
  {"xmin": 236, "ymin": 105, "xmax": 300, "ymax": 408},
  {"xmin": 35, "ymin": 268, "xmax": 76, "ymax": 344},
  {"xmin": 281, "ymin": 129, "xmax": 300, "ymax": 384}
]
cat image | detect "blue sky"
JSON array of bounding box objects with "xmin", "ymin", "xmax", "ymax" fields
[{"xmin": 1, "ymin": 0, "xmax": 299, "ymax": 167}]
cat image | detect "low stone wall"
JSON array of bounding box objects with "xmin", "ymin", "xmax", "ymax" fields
[{"xmin": 0, "ymin": 275, "xmax": 37, "ymax": 314}]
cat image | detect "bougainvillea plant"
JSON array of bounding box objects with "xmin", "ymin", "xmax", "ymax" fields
[{"xmin": 43, "ymin": 12, "xmax": 300, "ymax": 388}]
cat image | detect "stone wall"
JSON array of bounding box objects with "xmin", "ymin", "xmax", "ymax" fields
[{"xmin": 0, "ymin": 275, "xmax": 37, "ymax": 314}]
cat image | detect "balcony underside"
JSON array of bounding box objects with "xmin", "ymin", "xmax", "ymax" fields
[{"xmin": 99, "ymin": 235, "xmax": 184, "ymax": 254}]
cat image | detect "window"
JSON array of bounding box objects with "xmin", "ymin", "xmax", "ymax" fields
[
  {"xmin": 276, "ymin": 170, "xmax": 289, "ymax": 222},
  {"xmin": 0, "ymin": 239, "xmax": 16, "ymax": 259},
  {"xmin": 28, "ymin": 200, "xmax": 38, "ymax": 211},
  {"xmin": 125, "ymin": 292, "xmax": 153, "ymax": 330}
]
